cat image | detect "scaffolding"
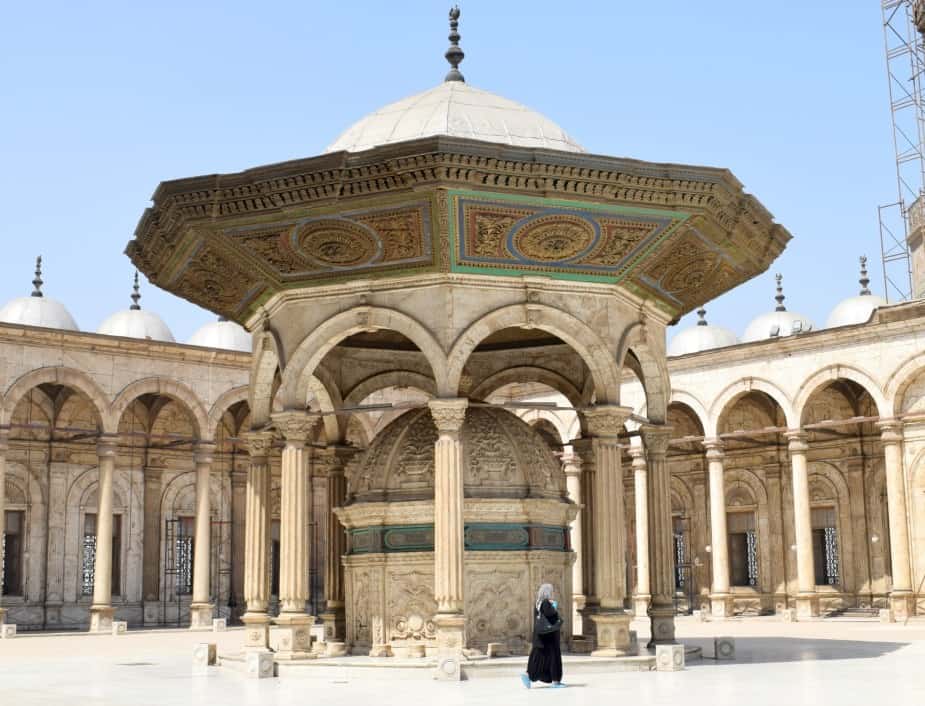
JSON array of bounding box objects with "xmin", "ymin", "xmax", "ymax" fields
[{"xmin": 879, "ymin": 0, "xmax": 923, "ymax": 302}]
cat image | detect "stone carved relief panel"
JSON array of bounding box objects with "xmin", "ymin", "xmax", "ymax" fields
[
  {"xmin": 386, "ymin": 568, "xmax": 436, "ymax": 643},
  {"xmin": 465, "ymin": 565, "xmax": 530, "ymax": 651}
]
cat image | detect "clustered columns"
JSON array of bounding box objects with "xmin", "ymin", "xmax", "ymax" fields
[
  {"xmin": 641, "ymin": 425, "xmax": 676, "ymax": 645},
  {"xmin": 0, "ymin": 426, "xmax": 8, "ymax": 625},
  {"xmin": 89, "ymin": 435, "xmax": 119, "ymax": 633},
  {"xmin": 583, "ymin": 405, "xmax": 633, "ymax": 657},
  {"xmin": 629, "ymin": 445, "xmax": 650, "ymax": 618},
  {"xmin": 570, "ymin": 437, "xmax": 597, "ymax": 641},
  {"xmin": 704, "ymin": 438, "xmax": 734, "ymax": 618},
  {"xmin": 319, "ymin": 446, "xmax": 356, "ymax": 646},
  {"xmin": 428, "ymin": 398, "xmax": 469, "ymax": 656},
  {"xmin": 241, "ymin": 430, "xmax": 275, "ymax": 649},
  {"xmin": 879, "ymin": 420, "xmax": 915, "ymax": 620},
  {"xmin": 189, "ymin": 441, "xmax": 217, "ymax": 630},
  {"xmin": 786, "ymin": 431, "xmax": 819, "ymax": 618},
  {"xmin": 272, "ymin": 411, "xmax": 320, "ymax": 660}
]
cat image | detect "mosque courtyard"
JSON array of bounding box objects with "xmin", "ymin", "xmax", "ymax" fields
[{"xmin": 2, "ymin": 617, "xmax": 923, "ymax": 705}]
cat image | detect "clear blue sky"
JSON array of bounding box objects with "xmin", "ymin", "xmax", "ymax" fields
[{"xmin": 0, "ymin": 1, "xmax": 897, "ymax": 342}]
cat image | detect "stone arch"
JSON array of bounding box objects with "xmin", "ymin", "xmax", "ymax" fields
[
  {"xmin": 207, "ymin": 386, "xmax": 250, "ymax": 440},
  {"xmin": 807, "ymin": 462, "xmax": 855, "ymax": 593},
  {"xmin": 618, "ymin": 324, "xmax": 671, "ymax": 424},
  {"xmin": 469, "ymin": 367, "xmax": 582, "ymax": 408},
  {"xmin": 668, "ymin": 390, "xmax": 709, "ymax": 435},
  {"xmin": 446, "ymin": 304, "xmax": 621, "ymax": 404},
  {"xmin": 885, "ymin": 351, "xmax": 925, "ymax": 416},
  {"xmin": 280, "ymin": 306, "xmax": 446, "ymax": 409},
  {"xmin": 343, "ymin": 371, "xmax": 437, "ymax": 409},
  {"xmin": 708, "ymin": 377, "xmax": 796, "ymax": 437},
  {"xmin": 723, "ymin": 468, "xmax": 771, "ymax": 593},
  {"xmin": 1, "ymin": 366, "xmax": 110, "ymax": 431},
  {"xmin": 109, "ymin": 378, "xmax": 210, "ymax": 441},
  {"xmin": 793, "ymin": 364, "xmax": 888, "ymax": 423},
  {"xmin": 250, "ymin": 330, "xmax": 282, "ymax": 428},
  {"xmin": 520, "ymin": 409, "xmax": 571, "ymax": 446}
]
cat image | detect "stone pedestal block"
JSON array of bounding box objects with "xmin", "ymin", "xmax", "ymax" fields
[
  {"xmin": 434, "ymin": 613, "xmax": 466, "ymax": 655},
  {"xmin": 242, "ymin": 613, "xmax": 272, "ymax": 649},
  {"xmin": 589, "ymin": 612, "xmax": 632, "ymax": 656},
  {"xmin": 111, "ymin": 621, "xmax": 127, "ymax": 635},
  {"xmin": 434, "ymin": 654, "xmax": 462, "ymax": 681},
  {"xmin": 633, "ymin": 595, "xmax": 650, "ymax": 618},
  {"xmin": 246, "ymin": 650, "xmax": 275, "ymax": 679},
  {"xmin": 714, "ymin": 637, "xmax": 735, "ymax": 660},
  {"xmin": 407, "ymin": 644, "xmax": 427, "ymax": 658},
  {"xmin": 890, "ymin": 592, "xmax": 915, "ymax": 622},
  {"xmin": 486, "ymin": 642, "xmax": 508, "ymax": 657},
  {"xmin": 89, "ymin": 606, "xmax": 116, "ymax": 633},
  {"xmin": 189, "ymin": 603, "xmax": 214, "ymax": 631},
  {"xmin": 212, "ymin": 618, "xmax": 227, "ymax": 632},
  {"xmin": 648, "ymin": 606, "xmax": 677, "ymax": 646},
  {"xmin": 879, "ymin": 608, "xmax": 894, "ymax": 624},
  {"xmin": 710, "ymin": 593, "xmax": 735, "ymax": 619},
  {"xmin": 655, "ymin": 643, "xmax": 685, "ymax": 672},
  {"xmin": 325, "ymin": 641, "xmax": 348, "ymax": 657},
  {"xmin": 369, "ymin": 644, "xmax": 393, "ymax": 657},
  {"xmin": 0, "ymin": 608, "xmax": 6, "ymax": 625},
  {"xmin": 780, "ymin": 608, "xmax": 797, "ymax": 622},
  {"xmin": 1, "ymin": 624, "xmax": 16, "ymax": 639},
  {"xmin": 319, "ymin": 609, "xmax": 346, "ymax": 642},
  {"xmin": 274, "ymin": 614, "xmax": 315, "ymax": 661},
  {"xmin": 192, "ymin": 643, "xmax": 217, "ymax": 674},
  {"xmin": 795, "ymin": 594, "xmax": 819, "ymax": 619}
]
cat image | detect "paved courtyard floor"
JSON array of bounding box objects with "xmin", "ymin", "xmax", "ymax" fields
[{"xmin": 2, "ymin": 615, "xmax": 924, "ymax": 705}]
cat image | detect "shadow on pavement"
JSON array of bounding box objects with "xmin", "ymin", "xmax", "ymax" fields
[{"xmin": 680, "ymin": 637, "xmax": 909, "ymax": 665}]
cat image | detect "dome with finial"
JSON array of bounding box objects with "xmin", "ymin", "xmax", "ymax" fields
[
  {"xmin": 325, "ymin": 7, "xmax": 584, "ymax": 154},
  {"xmin": 0, "ymin": 256, "xmax": 80, "ymax": 331},
  {"xmin": 742, "ymin": 273, "xmax": 815, "ymax": 343},
  {"xmin": 97, "ymin": 272, "xmax": 175, "ymax": 342},
  {"xmin": 667, "ymin": 308, "xmax": 738, "ymax": 356},
  {"xmin": 825, "ymin": 256, "xmax": 888, "ymax": 328},
  {"xmin": 188, "ymin": 316, "xmax": 252, "ymax": 352}
]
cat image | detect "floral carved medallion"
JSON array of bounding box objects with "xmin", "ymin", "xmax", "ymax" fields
[
  {"xmin": 510, "ymin": 214, "xmax": 596, "ymax": 262},
  {"xmin": 295, "ymin": 219, "xmax": 381, "ymax": 268}
]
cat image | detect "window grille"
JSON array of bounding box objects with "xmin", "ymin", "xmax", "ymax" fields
[
  {"xmin": 81, "ymin": 534, "xmax": 96, "ymax": 596},
  {"xmin": 824, "ymin": 526, "xmax": 840, "ymax": 585},
  {"xmin": 745, "ymin": 530, "xmax": 759, "ymax": 587}
]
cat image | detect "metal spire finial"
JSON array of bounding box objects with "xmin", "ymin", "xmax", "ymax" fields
[
  {"xmin": 859, "ymin": 255, "xmax": 871, "ymax": 296},
  {"xmin": 444, "ymin": 6, "xmax": 465, "ymax": 82},
  {"xmin": 130, "ymin": 271, "xmax": 142, "ymax": 310},
  {"xmin": 31, "ymin": 256, "xmax": 43, "ymax": 298},
  {"xmin": 696, "ymin": 308, "xmax": 708, "ymax": 326},
  {"xmin": 774, "ymin": 273, "xmax": 786, "ymax": 312}
]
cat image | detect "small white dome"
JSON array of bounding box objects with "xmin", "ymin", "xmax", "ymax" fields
[
  {"xmin": 97, "ymin": 309, "xmax": 174, "ymax": 342},
  {"xmin": 326, "ymin": 81, "xmax": 584, "ymax": 154},
  {"xmin": 826, "ymin": 294, "xmax": 886, "ymax": 328},
  {"xmin": 668, "ymin": 312, "xmax": 738, "ymax": 356},
  {"xmin": 743, "ymin": 310, "xmax": 815, "ymax": 342},
  {"xmin": 188, "ymin": 319, "xmax": 252, "ymax": 352},
  {"xmin": 0, "ymin": 295, "xmax": 79, "ymax": 331}
]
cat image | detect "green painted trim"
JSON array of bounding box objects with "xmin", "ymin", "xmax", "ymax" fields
[{"xmin": 346, "ymin": 522, "xmax": 571, "ymax": 554}]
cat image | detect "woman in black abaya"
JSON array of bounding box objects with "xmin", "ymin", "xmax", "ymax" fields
[{"xmin": 521, "ymin": 583, "xmax": 564, "ymax": 689}]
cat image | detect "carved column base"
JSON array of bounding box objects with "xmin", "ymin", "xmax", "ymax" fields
[
  {"xmin": 319, "ymin": 608, "xmax": 346, "ymax": 642},
  {"xmin": 368, "ymin": 643, "xmax": 394, "ymax": 658},
  {"xmin": 795, "ymin": 593, "xmax": 819, "ymax": 620},
  {"xmin": 242, "ymin": 612, "xmax": 272, "ymax": 650},
  {"xmin": 889, "ymin": 591, "xmax": 915, "ymax": 621},
  {"xmin": 0, "ymin": 608, "xmax": 6, "ymax": 625},
  {"xmin": 633, "ymin": 594, "xmax": 651, "ymax": 618},
  {"xmin": 589, "ymin": 612, "xmax": 632, "ymax": 656},
  {"xmin": 89, "ymin": 606, "xmax": 116, "ymax": 633},
  {"xmin": 434, "ymin": 613, "xmax": 466, "ymax": 655},
  {"xmin": 709, "ymin": 593, "xmax": 735, "ymax": 619},
  {"xmin": 274, "ymin": 614, "xmax": 315, "ymax": 660},
  {"xmin": 647, "ymin": 604, "xmax": 676, "ymax": 646},
  {"xmin": 578, "ymin": 598, "xmax": 599, "ymax": 643},
  {"xmin": 189, "ymin": 603, "xmax": 214, "ymax": 630}
]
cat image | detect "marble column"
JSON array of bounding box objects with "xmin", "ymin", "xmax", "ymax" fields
[
  {"xmin": 428, "ymin": 399, "xmax": 468, "ymax": 655},
  {"xmin": 190, "ymin": 441, "xmax": 216, "ymax": 629},
  {"xmin": 563, "ymin": 453, "xmax": 584, "ymax": 634},
  {"xmin": 272, "ymin": 411, "xmax": 319, "ymax": 660},
  {"xmin": 641, "ymin": 425, "xmax": 675, "ymax": 645},
  {"xmin": 584, "ymin": 405, "xmax": 633, "ymax": 657},
  {"xmin": 704, "ymin": 438, "xmax": 734, "ymax": 618},
  {"xmin": 141, "ymin": 468, "xmax": 162, "ymax": 626},
  {"xmin": 0, "ymin": 427, "xmax": 8, "ymax": 625},
  {"xmin": 89, "ymin": 436, "xmax": 119, "ymax": 633},
  {"xmin": 320, "ymin": 446, "xmax": 356, "ymax": 651},
  {"xmin": 570, "ymin": 438, "xmax": 597, "ymax": 643},
  {"xmin": 241, "ymin": 430, "xmax": 275, "ymax": 649},
  {"xmin": 629, "ymin": 445, "xmax": 651, "ymax": 617},
  {"xmin": 787, "ymin": 431, "xmax": 818, "ymax": 618},
  {"xmin": 879, "ymin": 421, "xmax": 915, "ymax": 619}
]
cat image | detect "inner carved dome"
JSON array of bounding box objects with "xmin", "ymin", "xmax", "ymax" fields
[{"xmin": 346, "ymin": 406, "xmax": 567, "ymax": 502}]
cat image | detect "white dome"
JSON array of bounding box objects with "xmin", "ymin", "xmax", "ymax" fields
[
  {"xmin": 668, "ymin": 321, "xmax": 738, "ymax": 356},
  {"xmin": 743, "ymin": 310, "xmax": 814, "ymax": 343},
  {"xmin": 188, "ymin": 319, "xmax": 252, "ymax": 352},
  {"xmin": 0, "ymin": 296, "xmax": 79, "ymax": 331},
  {"xmin": 326, "ymin": 81, "xmax": 585, "ymax": 154},
  {"xmin": 97, "ymin": 309, "xmax": 174, "ymax": 342},
  {"xmin": 825, "ymin": 294, "xmax": 887, "ymax": 328}
]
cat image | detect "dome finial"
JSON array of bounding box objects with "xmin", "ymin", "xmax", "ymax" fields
[
  {"xmin": 774, "ymin": 273, "xmax": 786, "ymax": 311},
  {"xmin": 696, "ymin": 308, "xmax": 708, "ymax": 326},
  {"xmin": 859, "ymin": 255, "xmax": 871, "ymax": 296},
  {"xmin": 31, "ymin": 255, "xmax": 43, "ymax": 298},
  {"xmin": 130, "ymin": 271, "xmax": 142, "ymax": 310},
  {"xmin": 444, "ymin": 6, "xmax": 465, "ymax": 82}
]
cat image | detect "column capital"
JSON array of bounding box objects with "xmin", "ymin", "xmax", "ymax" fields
[
  {"xmin": 272, "ymin": 410, "xmax": 321, "ymax": 444},
  {"xmin": 96, "ymin": 434, "xmax": 119, "ymax": 458},
  {"xmin": 629, "ymin": 444, "xmax": 647, "ymax": 469},
  {"xmin": 194, "ymin": 441, "xmax": 216, "ymax": 466},
  {"xmin": 703, "ymin": 437, "xmax": 725, "ymax": 460},
  {"xmin": 581, "ymin": 405, "xmax": 633, "ymax": 438},
  {"xmin": 640, "ymin": 424, "xmax": 672, "ymax": 456},
  {"xmin": 786, "ymin": 430, "xmax": 809, "ymax": 453},
  {"xmin": 877, "ymin": 419, "xmax": 904, "ymax": 445},
  {"xmin": 561, "ymin": 453, "xmax": 581, "ymax": 478},
  {"xmin": 428, "ymin": 398, "xmax": 468, "ymax": 433},
  {"xmin": 243, "ymin": 429, "xmax": 276, "ymax": 459}
]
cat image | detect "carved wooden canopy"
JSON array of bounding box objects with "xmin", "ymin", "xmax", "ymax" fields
[{"xmin": 127, "ymin": 136, "xmax": 790, "ymax": 323}]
